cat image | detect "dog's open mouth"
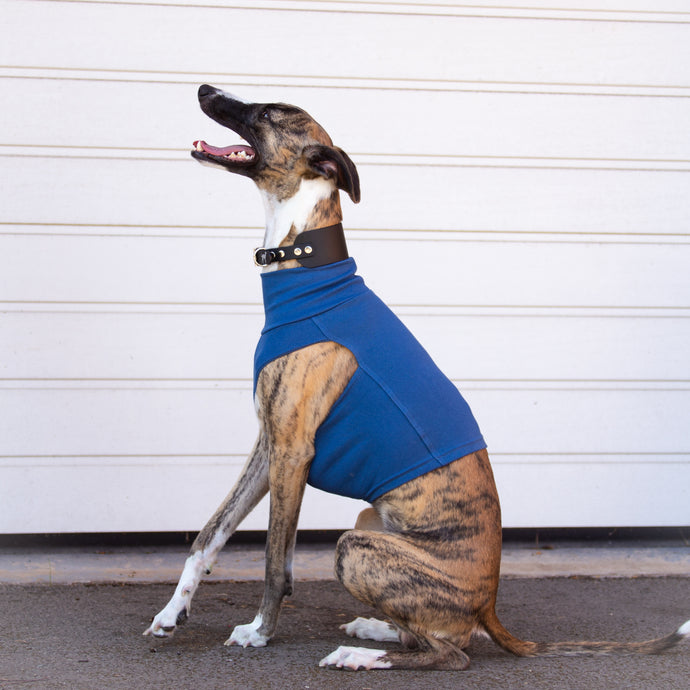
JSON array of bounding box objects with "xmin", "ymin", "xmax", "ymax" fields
[{"xmin": 193, "ymin": 140, "xmax": 257, "ymax": 164}]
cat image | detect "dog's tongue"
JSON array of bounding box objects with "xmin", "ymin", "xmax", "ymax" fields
[{"xmin": 193, "ymin": 140, "xmax": 254, "ymax": 158}]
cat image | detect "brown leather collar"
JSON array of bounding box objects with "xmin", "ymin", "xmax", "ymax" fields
[{"xmin": 253, "ymin": 223, "xmax": 349, "ymax": 268}]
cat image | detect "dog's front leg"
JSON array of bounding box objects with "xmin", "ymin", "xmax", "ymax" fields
[
  {"xmin": 144, "ymin": 433, "xmax": 269, "ymax": 638},
  {"xmin": 226, "ymin": 342, "xmax": 357, "ymax": 648},
  {"xmin": 225, "ymin": 447, "xmax": 310, "ymax": 647}
]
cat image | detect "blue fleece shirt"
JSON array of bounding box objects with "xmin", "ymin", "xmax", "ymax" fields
[{"xmin": 254, "ymin": 258, "xmax": 486, "ymax": 503}]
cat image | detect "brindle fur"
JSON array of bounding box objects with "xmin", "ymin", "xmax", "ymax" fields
[
  {"xmin": 335, "ymin": 450, "xmax": 503, "ymax": 669},
  {"xmin": 249, "ymin": 342, "xmax": 358, "ymax": 640},
  {"xmin": 144, "ymin": 85, "xmax": 689, "ymax": 670}
]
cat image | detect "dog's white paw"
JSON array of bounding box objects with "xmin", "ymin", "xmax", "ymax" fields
[
  {"xmin": 340, "ymin": 617, "xmax": 400, "ymax": 642},
  {"xmin": 225, "ymin": 615, "xmax": 269, "ymax": 648},
  {"xmin": 143, "ymin": 603, "xmax": 188, "ymax": 638},
  {"xmin": 319, "ymin": 645, "xmax": 391, "ymax": 670},
  {"xmin": 144, "ymin": 551, "xmax": 208, "ymax": 638}
]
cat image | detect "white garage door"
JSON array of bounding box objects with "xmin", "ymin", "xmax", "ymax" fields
[{"xmin": 1, "ymin": 0, "xmax": 688, "ymax": 532}]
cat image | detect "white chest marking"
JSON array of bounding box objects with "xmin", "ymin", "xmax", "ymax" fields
[{"xmin": 259, "ymin": 178, "xmax": 334, "ymax": 271}]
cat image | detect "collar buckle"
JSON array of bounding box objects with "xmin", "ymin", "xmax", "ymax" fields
[{"xmin": 253, "ymin": 247, "xmax": 286, "ymax": 267}]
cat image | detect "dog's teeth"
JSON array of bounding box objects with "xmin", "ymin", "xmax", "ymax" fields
[
  {"xmin": 195, "ymin": 141, "xmax": 204, "ymax": 152},
  {"xmin": 225, "ymin": 150, "xmax": 249, "ymax": 160}
]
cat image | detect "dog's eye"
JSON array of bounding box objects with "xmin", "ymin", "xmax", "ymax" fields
[{"xmin": 260, "ymin": 109, "xmax": 270, "ymax": 120}]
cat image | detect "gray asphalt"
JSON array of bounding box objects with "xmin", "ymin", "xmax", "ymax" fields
[{"xmin": 1, "ymin": 542, "xmax": 689, "ymax": 689}]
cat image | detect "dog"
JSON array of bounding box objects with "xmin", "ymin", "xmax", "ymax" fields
[{"xmin": 144, "ymin": 84, "xmax": 690, "ymax": 670}]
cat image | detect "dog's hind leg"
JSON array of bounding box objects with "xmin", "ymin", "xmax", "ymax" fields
[
  {"xmin": 321, "ymin": 641, "xmax": 471, "ymax": 671},
  {"xmin": 322, "ymin": 529, "xmax": 477, "ymax": 670},
  {"xmin": 322, "ymin": 452, "xmax": 503, "ymax": 670},
  {"xmin": 144, "ymin": 433, "xmax": 269, "ymax": 638}
]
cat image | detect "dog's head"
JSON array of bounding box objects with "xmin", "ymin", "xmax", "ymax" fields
[{"xmin": 192, "ymin": 85, "xmax": 360, "ymax": 205}]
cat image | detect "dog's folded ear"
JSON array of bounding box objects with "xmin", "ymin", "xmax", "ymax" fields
[{"xmin": 304, "ymin": 145, "xmax": 361, "ymax": 204}]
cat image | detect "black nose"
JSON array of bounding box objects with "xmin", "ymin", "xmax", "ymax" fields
[{"xmin": 198, "ymin": 84, "xmax": 216, "ymax": 100}]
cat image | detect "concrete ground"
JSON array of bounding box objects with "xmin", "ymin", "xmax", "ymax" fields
[
  {"xmin": 2, "ymin": 538, "xmax": 690, "ymax": 584},
  {"xmin": 1, "ymin": 538, "xmax": 689, "ymax": 689}
]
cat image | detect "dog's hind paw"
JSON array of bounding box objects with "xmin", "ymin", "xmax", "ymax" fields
[
  {"xmin": 319, "ymin": 645, "xmax": 391, "ymax": 670},
  {"xmin": 340, "ymin": 617, "xmax": 400, "ymax": 642}
]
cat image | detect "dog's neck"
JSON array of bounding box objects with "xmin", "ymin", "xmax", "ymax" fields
[{"xmin": 259, "ymin": 178, "xmax": 343, "ymax": 271}]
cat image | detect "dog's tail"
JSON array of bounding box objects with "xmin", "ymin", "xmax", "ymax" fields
[{"xmin": 480, "ymin": 610, "xmax": 690, "ymax": 658}]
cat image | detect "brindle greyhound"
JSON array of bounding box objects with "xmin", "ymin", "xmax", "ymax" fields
[{"xmin": 144, "ymin": 84, "xmax": 689, "ymax": 670}]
